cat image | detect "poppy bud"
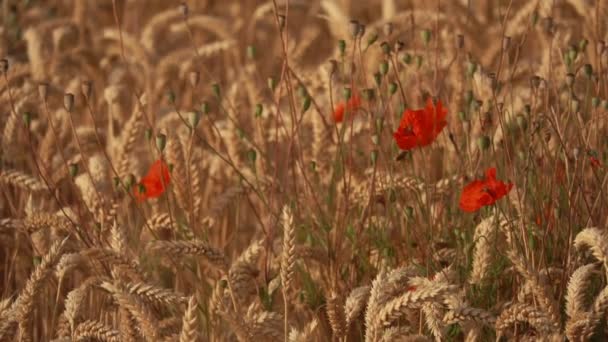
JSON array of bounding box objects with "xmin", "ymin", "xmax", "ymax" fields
[
  {"xmin": 375, "ymin": 118, "xmax": 384, "ymax": 133},
  {"xmin": 597, "ymin": 41, "xmax": 605, "ymax": 56},
  {"xmin": 69, "ymin": 163, "xmax": 79, "ymax": 178},
  {"xmin": 363, "ymin": 88, "xmax": 375, "ymax": 101},
  {"xmin": 371, "ymin": 134, "xmax": 380, "ymax": 145},
  {"xmin": 38, "ymin": 82, "xmax": 48, "ymax": 100},
  {"xmin": 81, "ymin": 80, "xmax": 92, "ymax": 98},
  {"xmin": 144, "ymin": 128, "xmax": 153, "ymax": 141},
  {"xmin": 156, "ymin": 133, "xmax": 167, "ymax": 152},
  {"xmin": 579, "ymin": 38, "xmax": 588, "ymax": 52},
  {"xmin": 366, "ymin": 30, "xmax": 378, "ymax": 48},
  {"xmin": 309, "ymin": 160, "xmax": 317, "ymax": 172},
  {"xmin": 567, "ymin": 45, "xmax": 578, "ymax": 62},
  {"xmin": 63, "ymin": 93, "xmax": 74, "ymax": 112},
  {"xmin": 297, "ymin": 84, "xmax": 308, "ymax": 98},
  {"xmin": 456, "ymin": 34, "xmax": 464, "ymax": 49},
  {"xmin": 571, "ymin": 99, "xmax": 580, "ymax": 113},
  {"xmin": 516, "ymin": 114, "xmax": 527, "ymax": 130},
  {"xmin": 458, "ymin": 111, "xmax": 467, "ymax": 121},
  {"xmin": 338, "ymin": 40, "xmax": 346, "ymax": 56},
  {"xmin": 138, "ymin": 183, "xmax": 147, "ymax": 195},
  {"xmin": 420, "ymin": 29, "xmax": 431, "ymax": 45},
  {"xmin": 466, "ymin": 61, "xmax": 477, "ymax": 76},
  {"xmin": 343, "ymin": 87, "xmax": 352, "ymax": 100},
  {"xmin": 189, "ymin": 71, "xmax": 200, "ymax": 87},
  {"xmin": 592, "ymin": 97, "xmax": 600, "ymax": 108},
  {"xmin": 583, "ymin": 63, "xmax": 593, "ymax": 78},
  {"xmin": 388, "ymin": 82, "xmax": 398, "ymax": 95},
  {"xmin": 178, "ymin": 2, "xmax": 188, "ymax": 17},
  {"xmin": 188, "ymin": 111, "xmax": 200, "ymax": 128},
  {"xmin": 0, "ymin": 58, "xmax": 8, "ymax": 74},
  {"xmin": 211, "ymin": 83, "xmax": 221, "ymax": 98},
  {"xmin": 373, "ymin": 72, "xmax": 382, "ymax": 87},
  {"xmin": 246, "ymin": 45, "xmax": 256, "ymax": 60},
  {"xmin": 502, "ymin": 36, "xmax": 511, "ymax": 50},
  {"xmin": 22, "ymin": 111, "xmax": 32, "ymax": 128},
  {"xmin": 349, "ymin": 20, "xmax": 360, "ymax": 38},
  {"xmin": 383, "ymin": 22, "xmax": 394, "ymax": 36},
  {"xmin": 167, "ymin": 90, "xmax": 176, "ymax": 103},
  {"xmin": 267, "ymin": 77, "xmax": 277, "ymax": 91},
  {"xmin": 277, "ymin": 15, "xmax": 286, "ymax": 30},
  {"xmin": 402, "ymin": 53, "xmax": 412, "ymax": 64},
  {"xmin": 477, "ymin": 135, "xmax": 491, "ymax": 150},
  {"xmin": 415, "ymin": 55, "xmax": 423, "ymax": 68},
  {"xmin": 370, "ymin": 150, "xmax": 378, "ymax": 165},
  {"xmin": 404, "ymin": 206, "xmax": 414, "ymax": 218},
  {"xmin": 380, "ymin": 41, "xmax": 391, "ymax": 55},
  {"xmin": 254, "ymin": 103, "xmax": 263, "ymax": 117},
  {"xmin": 124, "ymin": 173, "xmax": 135, "ymax": 188},
  {"xmin": 394, "ymin": 40, "xmax": 404, "ymax": 52},
  {"xmin": 565, "ymin": 73, "xmax": 575, "ymax": 87},
  {"xmin": 247, "ymin": 149, "xmax": 257, "ymax": 164},
  {"xmin": 379, "ymin": 60, "xmax": 389, "ymax": 75},
  {"xmin": 531, "ymin": 11, "xmax": 539, "ymax": 25},
  {"xmin": 301, "ymin": 96, "xmax": 311, "ymax": 113},
  {"xmin": 200, "ymin": 101, "xmax": 209, "ymax": 115}
]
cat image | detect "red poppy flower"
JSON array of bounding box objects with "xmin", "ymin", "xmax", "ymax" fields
[
  {"xmin": 333, "ymin": 94, "xmax": 361, "ymax": 123},
  {"xmin": 459, "ymin": 167, "xmax": 513, "ymax": 212},
  {"xmin": 133, "ymin": 159, "xmax": 170, "ymax": 202},
  {"xmin": 590, "ymin": 156, "xmax": 602, "ymax": 169},
  {"xmin": 393, "ymin": 98, "xmax": 447, "ymax": 150}
]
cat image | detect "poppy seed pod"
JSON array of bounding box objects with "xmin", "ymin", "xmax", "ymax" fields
[
  {"xmin": 189, "ymin": 71, "xmax": 200, "ymax": 87},
  {"xmin": 366, "ymin": 30, "xmax": 378, "ymax": 47},
  {"xmin": 388, "ymin": 82, "xmax": 398, "ymax": 95},
  {"xmin": 178, "ymin": 2, "xmax": 188, "ymax": 17},
  {"xmin": 81, "ymin": 80, "xmax": 92, "ymax": 98},
  {"xmin": 530, "ymin": 75, "xmax": 541, "ymax": 89},
  {"xmin": 565, "ymin": 73, "xmax": 575, "ymax": 87},
  {"xmin": 69, "ymin": 163, "xmax": 79, "ymax": 178},
  {"xmin": 343, "ymin": 87, "xmax": 352, "ymax": 100},
  {"xmin": 254, "ymin": 103, "xmax": 263, "ymax": 117},
  {"xmin": 201, "ymin": 101, "xmax": 210, "ymax": 114},
  {"xmin": 0, "ymin": 59, "xmax": 8, "ymax": 74},
  {"xmin": 583, "ymin": 64, "xmax": 593, "ymax": 78},
  {"xmin": 211, "ymin": 83, "xmax": 221, "ymax": 98},
  {"xmin": 349, "ymin": 20, "xmax": 360, "ymax": 38},
  {"xmin": 22, "ymin": 111, "xmax": 32, "ymax": 128},
  {"xmin": 379, "ymin": 60, "xmax": 389, "ymax": 75},
  {"xmin": 338, "ymin": 40, "xmax": 346, "ymax": 56},
  {"xmin": 420, "ymin": 29, "xmax": 431, "ymax": 44},
  {"xmin": 380, "ymin": 41, "xmax": 391, "ymax": 55},
  {"xmin": 63, "ymin": 93, "xmax": 74, "ymax": 112},
  {"xmin": 327, "ymin": 59, "xmax": 338, "ymax": 77},
  {"xmin": 357, "ymin": 23, "xmax": 366, "ymax": 38},
  {"xmin": 166, "ymin": 90, "xmax": 176, "ymax": 103},
  {"xmin": 477, "ymin": 135, "xmax": 491, "ymax": 150},
  {"xmin": 156, "ymin": 133, "xmax": 167, "ymax": 152},
  {"xmin": 456, "ymin": 34, "xmax": 464, "ymax": 49},
  {"xmin": 188, "ymin": 111, "xmax": 201, "ymax": 128},
  {"xmin": 394, "ymin": 40, "xmax": 404, "ymax": 52},
  {"xmin": 542, "ymin": 17, "xmax": 554, "ymax": 35},
  {"xmin": 363, "ymin": 88, "xmax": 375, "ymax": 101},
  {"xmin": 592, "ymin": 97, "xmax": 600, "ymax": 108},
  {"xmin": 415, "ymin": 55, "xmax": 423, "ymax": 68},
  {"xmin": 383, "ymin": 22, "xmax": 394, "ymax": 36},
  {"xmin": 596, "ymin": 41, "xmax": 605, "ymax": 56},
  {"xmin": 144, "ymin": 128, "xmax": 153, "ymax": 141},
  {"xmin": 502, "ymin": 36, "xmax": 511, "ymax": 50},
  {"xmin": 267, "ymin": 77, "xmax": 277, "ymax": 91},
  {"xmin": 579, "ymin": 38, "xmax": 588, "ymax": 51},
  {"xmin": 301, "ymin": 96, "xmax": 311, "ymax": 113},
  {"xmin": 124, "ymin": 173, "xmax": 135, "ymax": 188},
  {"xmin": 246, "ymin": 45, "xmax": 256, "ymax": 60},
  {"xmin": 38, "ymin": 82, "xmax": 48, "ymax": 100},
  {"xmin": 277, "ymin": 15, "xmax": 286, "ymax": 30},
  {"xmin": 247, "ymin": 149, "xmax": 257, "ymax": 164}
]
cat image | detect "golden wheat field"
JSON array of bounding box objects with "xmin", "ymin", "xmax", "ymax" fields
[{"xmin": 1, "ymin": 0, "xmax": 608, "ymax": 341}]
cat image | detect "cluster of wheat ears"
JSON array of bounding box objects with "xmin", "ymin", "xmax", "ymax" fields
[{"xmin": 1, "ymin": 0, "xmax": 608, "ymax": 341}]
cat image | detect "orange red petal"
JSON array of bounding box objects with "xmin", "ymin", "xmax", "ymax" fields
[
  {"xmin": 459, "ymin": 167, "xmax": 513, "ymax": 212},
  {"xmin": 393, "ymin": 98, "xmax": 447, "ymax": 150}
]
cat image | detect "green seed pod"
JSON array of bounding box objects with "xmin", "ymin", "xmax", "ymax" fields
[
  {"xmin": 415, "ymin": 55, "xmax": 423, "ymax": 68},
  {"xmin": 565, "ymin": 73, "xmax": 575, "ymax": 87},
  {"xmin": 63, "ymin": 93, "xmax": 74, "ymax": 112},
  {"xmin": 301, "ymin": 96, "xmax": 311, "ymax": 113},
  {"xmin": 524, "ymin": 104, "xmax": 531, "ymax": 115},
  {"xmin": 309, "ymin": 161, "xmax": 316, "ymax": 172},
  {"xmin": 201, "ymin": 101, "xmax": 210, "ymax": 115},
  {"xmin": 466, "ymin": 61, "xmax": 477, "ymax": 76},
  {"xmin": 166, "ymin": 90, "xmax": 176, "ymax": 104},
  {"xmin": 236, "ymin": 128, "xmax": 245, "ymax": 139},
  {"xmin": 579, "ymin": 38, "xmax": 589, "ymax": 52},
  {"xmin": 211, "ymin": 83, "xmax": 221, "ymax": 98},
  {"xmin": 371, "ymin": 134, "xmax": 380, "ymax": 145},
  {"xmin": 388, "ymin": 82, "xmax": 398, "ymax": 95},
  {"xmin": 0, "ymin": 59, "xmax": 8, "ymax": 74},
  {"xmin": 563, "ymin": 52, "xmax": 573, "ymax": 67},
  {"xmin": 189, "ymin": 71, "xmax": 200, "ymax": 87},
  {"xmin": 349, "ymin": 20, "xmax": 360, "ymax": 38},
  {"xmin": 477, "ymin": 135, "xmax": 491, "ymax": 150},
  {"xmin": 22, "ymin": 111, "xmax": 31, "ymax": 128},
  {"xmin": 366, "ymin": 31, "xmax": 378, "ymax": 48},
  {"xmin": 254, "ymin": 103, "xmax": 263, "ymax": 117},
  {"xmin": 370, "ymin": 150, "xmax": 379, "ymax": 164},
  {"xmin": 138, "ymin": 183, "xmax": 146, "ymax": 195},
  {"xmin": 379, "ymin": 60, "xmax": 389, "ymax": 75},
  {"xmin": 516, "ymin": 114, "xmax": 527, "ymax": 130},
  {"xmin": 338, "ymin": 40, "xmax": 346, "ymax": 56},
  {"xmin": 592, "ymin": 97, "xmax": 600, "ymax": 108},
  {"xmin": 267, "ymin": 77, "xmax": 277, "ymax": 91},
  {"xmin": 156, "ymin": 133, "xmax": 167, "ymax": 152},
  {"xmin": 247, "ymin": 149, "xmax": 257, "ymax": 164},
  {"xmin": 246, "ymin": 45, "xmax": 256, "ymax": 60},
  {"xmin": 373, "ymin": 72, "xmax": 382, "ymax": 87},
  {"xmin": 420, "ymin": 29, "xmax": 431, "ymax": 45},
  {"xmin": 124, "ymin": 173, "xmax": 135, "ymax": 188},
  {"xmin": 602, "ymin": 99, "xmax": 608, "ymax": 110},
  {"xmin": 297, "ymin": 84, "xmax": 308, "ymax": 98},
  {"xmin": 456, "ymin": 34, "xmax": 464, "ymax": 49},
  {"xmin": 571, "ymin": 99, "xmax": 580, "ymax": 112},
  {"xmin": 68, "ymin": 163, "xmax": 78, "ymax": 178},
  {"xmin": 583, "ymin": 63, "xmax": 593, "ymax": 78},
  {"xmin": 402, "ymin": 53, "xmax": 412, "ymax": 65},
  {"xmin": 404, "ymin": 206, "xmax": 414, "ymax": 218},
  {"xmin": 144, "ymin": 128, "xmax": 153, "ymax": 141},
  {"xmin": 277, "ymin": 15, "xmax": 286, "ymax": 30},
  {"xmin": 380, "ymin": 41, "xmax": 391, "ymax": 55},
  {"xmin": 343, "ymin": 87, "xmax": 352, "ymax": 100},
  {"xmin": 568, "ymin": 46, "xmax": 578, "ymax": 62},
  {"xmin": 363, "ymin": 88, "xmax": 375, "ymax": 101},
  {"xmin": 458, "ymin": 111, "xmax": 467, "ymax": 121},
  {"xmin": 188, "ymin": 111, "xmax": 200, "ymax": 128},
  {"xmin": 531, "ymin": 11, "xmax": 539, "ymax": 25},
  {"xmin": 375, "ymin": 118, "xmax": 384, "ymax": 133}
]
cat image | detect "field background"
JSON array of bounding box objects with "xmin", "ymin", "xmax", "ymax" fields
[{"xmin": 1, "ymin": 0, "xmax": 608, "ymax": 341}]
